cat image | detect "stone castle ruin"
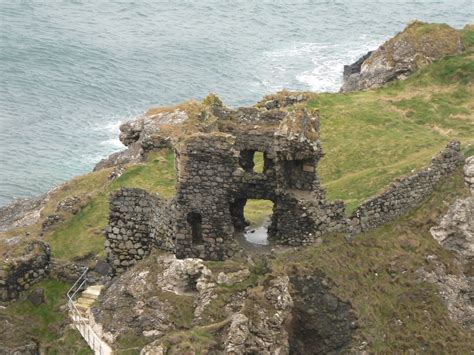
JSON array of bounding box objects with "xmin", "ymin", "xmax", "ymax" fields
[
  {"xmin": 104, "ymin": 95, "xmax": 464, "ymax": 273},
  {"xmin": 105, "ymin": 96, "xmax": 349, "ymax": 272}
]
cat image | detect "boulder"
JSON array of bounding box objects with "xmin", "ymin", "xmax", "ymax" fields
[
  {"xmin": 94, "ymin": 260, "xmax": 111, "ymax": 276},
  {"xmin": 27, "ymin": 288, "xmax": 45, "ymax": 306},
  {"xmin": 341, "ymin": 21, "xmax": 463, "ymax": 92}
]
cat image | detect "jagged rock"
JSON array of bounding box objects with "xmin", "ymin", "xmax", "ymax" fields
[
  {"xmin": 154, "ymin": 256, "xmax": 212, "ymax": 295},
  {"xmin": 464, "ymin": 156, "xmax": 474, "ymax": 193},
  {"xmin": 0, "ymin": 195, "xmax": 46, "ymax": 232},
  {"xmin": 92, "ymin": 254, "xmax": 217, "ymax": 345},
  {"xmin": 217, "ymin": 269, "xmax": 250, "ymax": 286},
  {"xmin": 419, "ymin": 265, "xmax": 473, "ymax": 329},
  {"xmin": 224, "ymin": 276, "xmax": 293, "ymax": 354},
  {"xmin": 430, "ymin": 197, "xmax": 473, "ymax": 259},
  {"xmin": 426, "ymin": 156, "xmax": 474, "ymax": 329},
  {"xmin": 94, "ymin": 108, "xmax": 188, "ymax": 171},
  {"xmin": 341, "ymin": 21, "xmax": 463, "ymax": 92},
  {"xmin": 27, "ymin": 288, "xmax": 45, "ymax": 306},
  {"xmin": 140, "ymin": 340, "xmax": 166, "ymax": 355},
  {"xmin": 225, "ymin": 313, "xmax": 250, "ymax": 354}
]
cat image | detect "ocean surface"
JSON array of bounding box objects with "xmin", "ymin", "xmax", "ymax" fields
[{"xmin": 0, "ymin": 1, "xmax": 472, "ymax": 206}]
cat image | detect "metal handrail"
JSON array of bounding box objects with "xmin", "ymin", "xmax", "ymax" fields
[
  {"xmin": 67, "ymin": 267, "xmax": 88, "ymax": 300},
  {"xmin": 67, "ymin": 268, "xmax": 108, "ymax": 355}
]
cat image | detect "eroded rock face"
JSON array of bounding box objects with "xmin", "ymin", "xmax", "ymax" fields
[
  {"xmin": 426, "ymin": 156, "xmax": 474, "ymax": 329},
  {"xmin": 92, "ymin": 254, "xmax": 217, "ymax": 345},
  {"xmin": 430, "ymin": 198, "xmax": 474, "ymax": 260},
  {"xmin": 222, "ymin": 276, "xmax": 294, "ymax": 355},
  {"xmin": 341, "ymin": 21, "xmax": 463, "ymax": 92},
  {"xmin": 91, "ymin": 252, "xmax": 299, "ymax": 354},
  {"xmin": 0, "ymin": 196, "xmax": 46, "ymax": 232},
  {"xmin": 94, "ymin": 109, "xmax": 189, "ymax": 171},
  {"xmin": 464, "ymin": 156, "xmax": 474, "ymax": 192},
  {"xmin": 289, "ymin": 273, "xmax": 356, "ymax": 354}
]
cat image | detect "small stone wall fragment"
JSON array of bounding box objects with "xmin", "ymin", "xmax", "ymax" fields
[{"xmin": 0, "ymin": 240, "xmax": 51, "ymax": 302}]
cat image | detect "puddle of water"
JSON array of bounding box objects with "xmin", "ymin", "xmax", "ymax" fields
[
  {"xmin": 235, "ymin": 217, "xmax": 272, "ymax": 253},
  {"xmin": 244, "ymin": 225, "xmax": 269, "ymax": 245}
]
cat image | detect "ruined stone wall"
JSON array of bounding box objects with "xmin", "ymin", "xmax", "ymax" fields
[
  {"xmin": 175, "ymin": 134, "xmax": 242, "ymax": 260},
  {"xmin": 350, "ymin": 141, "xmax": 464, "ymax": 233},
  {"xmin": 270, "ymin": 194, "xmax": 348, "ymax": 246},
  {"xmin": 173, "ymin": 123, "xmax": 349, "ymax": 259},
  {"xmin": 0, "ymin": 240, "xmax": 50, "ymax": 302},
  {"xmin": 105, "ymin": 188, "xmax": 174, "ymax": 274}
]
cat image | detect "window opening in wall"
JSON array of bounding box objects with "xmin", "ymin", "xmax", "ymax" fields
[
  {"xmin": 253, "ymin": 152, "xmax": 264, "ymax": 173},
  {"xmin": 187, "ymin": 212, "xmax": 203, "ymax": 244},
  {"xmin": 239, "ymin": 150, "xmax": 265, "ymax": 173}
]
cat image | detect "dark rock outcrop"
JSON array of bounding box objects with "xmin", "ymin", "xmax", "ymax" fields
[
  {"xmin": 341, "ymin": 21, "xmax": 463, "ymax": 92},
  {"xmin": 27, "ymin": 287, "xmax": 45, "ymax": 306},
  {"xmin": 289, "ymin": 272, "xmax": 356, "ymax": 354}
]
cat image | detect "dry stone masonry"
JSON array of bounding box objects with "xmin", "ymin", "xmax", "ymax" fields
[
  {"xmin": 105, "ymin": 188, "xmax": 174, "ymax": 274},
  {"xmin": 350, "ymin": 141, "xmax": 464, "ymax": 233},
  {"xmin": 0, "ymin": 240, "xmax": 51, "ymax": 302}
]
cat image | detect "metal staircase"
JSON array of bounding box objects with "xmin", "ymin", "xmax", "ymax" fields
[{"xmin": 67, "ymin": 269, "xmax": 113, "ymax": 355}]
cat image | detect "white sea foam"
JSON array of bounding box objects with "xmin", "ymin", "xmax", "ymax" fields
[
  {"xmin": 99, "ymin": 138, "xmax": 124, "ymax": 149},
  {"xmin": 295, "ymin": 40, "xmax": 381, "ymax": 92}
]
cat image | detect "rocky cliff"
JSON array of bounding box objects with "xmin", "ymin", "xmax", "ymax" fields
[{"xmin": 341, "ymin": 21, "xmax": 464, "ymax": 92}]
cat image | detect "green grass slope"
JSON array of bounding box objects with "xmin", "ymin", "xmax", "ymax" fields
[
  {"xmin": 45, "ymin": 150, "xmax": 176, "ymax": 260},
  {"xmin": 271, "ymin": 169, "xmax": 473, "ymax": 353},
  {"xmin": 312, "ymin": 49, "xmax": 473, "ymax": 212}
]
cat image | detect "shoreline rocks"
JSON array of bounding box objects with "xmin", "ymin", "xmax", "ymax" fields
[{"xmin": 341, "ymin": 21, "xmax": 463, "ymax": 92}]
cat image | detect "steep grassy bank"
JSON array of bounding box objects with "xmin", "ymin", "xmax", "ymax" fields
[
  {"xmin": 312, "ymin": 49, "xmax": 473, "ymax": 212},
  {"xmin": 271, "ymin": 169, "xmax": 473, "ymax": 353},
  {"xmin": 45, "ymin": 150, "xmax": 176, "ymax": 260}
]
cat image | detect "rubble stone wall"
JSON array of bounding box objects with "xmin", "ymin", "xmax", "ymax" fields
[
  {"xmin": 0, "ymin": 241, "xmax": 51, "ymax": 302},
  {"xmin": 105, "ymin": 188, "xmax": 174, "ymax": 274},
  {"xmin": 350, "ymin": 141, "xmax": 465, "ymax": 233}
]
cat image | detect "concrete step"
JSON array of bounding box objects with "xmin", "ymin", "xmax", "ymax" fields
[
  {"xmin": 75, "ymin": 302, "xmax": 93, "ymax": 312},
  {"xmin": 81, "ymin": 285, "xmax": 103, "ymax": 299},
  {"xmin": 80, "ymin": 292, "xmax": 98, "ymax": 301},
  {"xmin": 76, "ymin": 297, "xmax": 96, "ymax": 306}
]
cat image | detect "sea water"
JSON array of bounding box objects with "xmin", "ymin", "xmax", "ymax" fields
[{"xmin": 0, "ymin": 1, "xmax": 472, "ymax": 206}]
